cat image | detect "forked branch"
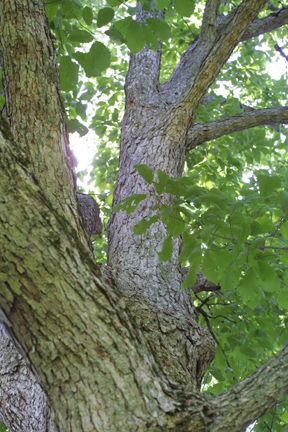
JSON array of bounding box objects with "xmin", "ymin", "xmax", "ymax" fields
[
  {"xmin": 173, "ymin": 343, "xmax": 288, "ymax": 431},
  {"xmin": 161, "ymin": 0, "xmax": 266, "ymax": 109}
]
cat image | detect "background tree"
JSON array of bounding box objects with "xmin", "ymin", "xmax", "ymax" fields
[{"xmin": 1, "ymin": 0, "xmax": 288, "ymax": 431}]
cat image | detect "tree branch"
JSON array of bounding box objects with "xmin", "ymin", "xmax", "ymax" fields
[
  {"xmin": 210, "ymin": 343, "xmax": 288, "ymax": 431},
  {"xmin": 186, "ymin": 106, "xmax": 288, "ymax": 149},
  {"xmin": 241, "ymin": 7, "xmax": 288, "ymax": 41},
  {"xmin": 173, "ymin": 343, "xmax": 288, "ymax": 431},
  {"xmin": 124, "ymin": 4, "xmax": 162, "ymax": 101},
  {"xmin": 160, "ymin": 0, "xmax": 266, "ymax": 110},
  {"xmin": 200, "ymin": 0, "xmax": 221, "ymax": 40}
]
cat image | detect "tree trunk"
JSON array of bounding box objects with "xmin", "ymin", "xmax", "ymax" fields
[
  {"xmin": 108, "ymin": 105, "xmax": 192, "ymax": 314},
  {"xmin": 1, "ymin": 0, "xmax": 288, "ymax": 431}
]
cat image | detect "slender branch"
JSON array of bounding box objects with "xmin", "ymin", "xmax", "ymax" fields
[
  {"xmin": 186, "ymin": 106, "xmax": 288, "ymax": 149},
  {"xmin": 275, "ymin": 43, "xmax": 288, "ymax": 61}
]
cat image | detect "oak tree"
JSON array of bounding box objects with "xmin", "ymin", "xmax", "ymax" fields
[{"xmin": 1, "ymin": 0, "xmax": 288, "ymax": 431}]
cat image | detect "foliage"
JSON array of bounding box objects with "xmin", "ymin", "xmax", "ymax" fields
[{"xmin": 42, "ymin": 0, "xmax": 288, "ymax": 429}]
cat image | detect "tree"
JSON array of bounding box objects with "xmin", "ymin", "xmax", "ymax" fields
[{"xmin": 1, "ymin": 0, "xmax": 288, "ymax": 430}]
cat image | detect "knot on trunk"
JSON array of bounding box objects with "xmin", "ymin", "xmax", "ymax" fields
[{"xmin": 76, "ymin": 192, "xmax": 102, "ymax": 238}]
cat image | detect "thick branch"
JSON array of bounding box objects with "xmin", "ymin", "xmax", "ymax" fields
[
  {"xmin": 0, "ymin": 128, "xmax": 215, "ymax": 430},
  {"xmin": 210, "ymin": 343, "xmax": 288, "ymax": 431},
  {"xmin": 161, "ymin": 0, "xmax": 266, "ymax": 110},
  {"xmin": 124, "ymin": 4, "xmax": 162, "ymax": 101},
  {"xmin": 200, "ymin": 0, "xmax": 221, "ymax": 40},
  {"xmin": 241, "ymin": 7, "xmax": 288, "ymax": 40},
  {"xmin": 187, "ymin": 106, "xmax": 288, "ymax": 149},
  {"xmin": 171, "ymin": 344, "xmax": 288, "ymax": 431}
]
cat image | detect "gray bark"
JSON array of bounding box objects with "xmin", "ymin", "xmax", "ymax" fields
[
  {"xmin": 187, "ymin": 106, "xmax": 288, "ymax": 149},
  {"xmin": 0, "ymin": 322, "xmax": 57, "ymax": 432}
]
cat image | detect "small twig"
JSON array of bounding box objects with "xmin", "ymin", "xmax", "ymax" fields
[
  {"xmin": 275, "ymin": 43, "xmax": 288, "ymax": 61},
  {"xmin": 197, "ymin": 305, "xmax": 232, "ymax": 369}
]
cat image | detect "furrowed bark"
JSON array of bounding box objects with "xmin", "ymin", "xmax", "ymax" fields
[
  {"xmin": 0, "ymin": 127, "xmax": 215, "ymax": 430},
  {"xmin": 187, "ymin": 106, "xmax": 288, "ymax": 149},
  {"xmin": 109, "ymin": 0, "xmax": 267, "ymax": 313},
  {"xmin": 200, "ymin": 0, "xmax": 221, "ymax": 39},
  {"xmin": 209, "ymin": 343, "xmax": 288, "ymax": 431},
  {"xmin": 169, "ymin": 344, "xmax": 288, "ymax": 431},
  {"xmin": 1, "ymin": 0, "xmax": 288, "ymax": 430},
  {"xmin": 0, "ymin": 0, "xmax": 79, "ymax": 225},
  {"xmin": 124, "ymin": 3, "xmax": 163, "ymax": 101},
  {"xmin": 0, "ymin": 322, "xmax": 57, "ymax": 432}
]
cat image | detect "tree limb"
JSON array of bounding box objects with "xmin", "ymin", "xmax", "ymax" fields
[
  {"xmin": 172, "ymin": 343, "xmax": 288, "ymax": 431},
  {"xmin": 160, "ymin": 0, "xmax": 266, "ymax": 110},
  {"xmin": 241, "ymin": 7, "xmax": 288, "ymax": 41},
  {"xmin": 0, "ymin": 321, "xmax": 57, "ymax": 432},
  {"xmin": 200, "ymin": 0, "xmax": 221, "ymax": 40},
  {"xmin": 124, "ymin": 3, "xmax": 162, "ymax": 102},
  {"xmin": 186, "ymin": 106, "xmax": 288, "ymax": 149},
  {"xmin": 210, "ymin": 343, "xmax": 288, "ymax": 431}
]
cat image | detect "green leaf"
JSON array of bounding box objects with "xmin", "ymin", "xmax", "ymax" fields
[
  {"xmin": 135, "ymin": 164, "xmax": 154, "ymax": 184},
  {"xmin": 105, "ymin": 27, "xmax": 125, "ymax": 43},
  {"xmin": 147, "ymin": 18, "xmax": 171, "ymax": 41},
  {"xmin": 257, "ymin": 172, "xmax": 281, "ymax": 197},
  {"xmin": 97, "ymin": 7, "xmax": 115, "ymax": 27},
  {"xmin": 237, "ymin": 268, "xmax": 260, "ymax": 304},
  {"xmin": 258, "ymin": 262, "xmax": 280, "ymax": 293},
  {"xmin": 116, "ymin": 194, "xmax": 147, "ymax": 214},
  {"xmin": 107, "ymin": 0, "xmax": 124, "ymax": 5},
  {"xmin": 275, "ymin": 288, "xmax": 288, "ymax": 310},
  {"xmin": 68, "ymin": 29, "xmax": 94, "ymax": 44},
  {"xmin": 154, "ymin": 169, "xmax": 169, "ymax": 193},
  {"xmin": 158, "ymin": 236, "xmax": 173, "ymax": 261},
  {"xmin": 133, "ymin": 215, "xmax": 159, "ymax": 234},
  {"xmin": 82, "ymin": 6, "xmax": 93, "ymax": 25},
  {"xmin": 173, "ymin": 0, "xmax": 195, "ymax": 16},
  {"xmin": 179, "ymin": 233, "xmax": 201, "ymax": 264},
  {"xmin": 126, "ymin": 21, "xmax": 145, "ymax": 52},
  {"xmin": 182, "ymin": 266, "xmax": 197, "ymax": 288},
  {"xmin": 67, "ymin": 119, "xmax": 88, "ymax": 136},
  {"xmin": 166, "ymin": 215, "xmax": 186, "ymax": 237},
  {"xmin": 59, "ymin": 57, "xmax": 79, "ymax": 91},
  {"xmin": 61, "ymin": 0, "xmax": 82, "ymax": 19},
  {"xmin": 45, "ymin": 1, "xmax": 60, "ymax": 21},
  {"xmin": 280, "ymin": 223, "xmax": 288, "ymax": 240},
  {"xmin": 74, "ymin": 42, "xmax": 111, "ymax": 77},
  {"xmin": 156, "ymin": 0, "xmax": 170, "ymax": 8},
  {"xmin": 114, "ymin": 17, "xmax": 133, "ymax": 36}
]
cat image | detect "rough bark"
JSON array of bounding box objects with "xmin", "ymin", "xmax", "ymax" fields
[
  {"xmin": 187, "ymin": 106, "xmax": 288, "ymax": 149},
  {"xmin": 0, "ymin": 0, "xmax": 82, "ymax": 230},
  {"xmin": 1, "ymin": 0, "xmax": 288, "ymax": 431},
  {"xmin": 241, "ymin": 7, "xmax": 288, "ymax": 40},
  {"xmin": 0, "ymin": 322, "xmax": 57, "ymax": 432}
]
